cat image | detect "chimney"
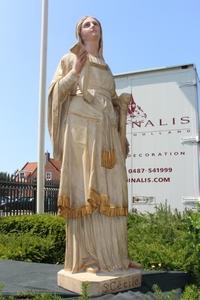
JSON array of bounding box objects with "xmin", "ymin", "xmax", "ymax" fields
[{"xmin": 45, "ymin": 151, "xmax": 50, "ymax": 163}]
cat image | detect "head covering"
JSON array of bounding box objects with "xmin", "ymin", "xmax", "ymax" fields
[{"xmin": 71, "ymin": 16, "xmax": 103, "ymax": 58}]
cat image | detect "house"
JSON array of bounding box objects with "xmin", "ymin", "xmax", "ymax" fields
[{"xmin": 16, "ymin": 152, "xmax": 61, "ymax": 183}]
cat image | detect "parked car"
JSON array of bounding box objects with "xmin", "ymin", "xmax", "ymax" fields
[
  {"xmin": 0, "ymin": 196, "xmax": 35, "ymax": 212},
  {"xmin": 0, "ymin": 195, "xmax": 11, "ymax": 206}
]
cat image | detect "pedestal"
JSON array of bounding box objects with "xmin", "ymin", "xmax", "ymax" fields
[{"xmin": 57, "ymin": 268, "xmax": 142, "ymax": 297}]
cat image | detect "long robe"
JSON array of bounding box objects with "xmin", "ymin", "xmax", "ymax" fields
[{"xmin": 48, "ymin": 53, "xmax": 130, "ymax": 272}]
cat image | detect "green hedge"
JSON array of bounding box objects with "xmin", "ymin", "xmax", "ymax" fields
[
  {"xmin": 128, "ymin": 204, "xmax": 187, "ymax": 271},
  {"xmin": 0, "ymin": 214, "xmax": 65, "ymax": 264},
  {"xmin": 128, "ymin": 204, "xmax": 200, "ymax": 284}
]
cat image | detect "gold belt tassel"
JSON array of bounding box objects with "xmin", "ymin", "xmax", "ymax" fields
[{"xmin": 101, "ymin": 149, "xmax": 116, "ymax": 169}]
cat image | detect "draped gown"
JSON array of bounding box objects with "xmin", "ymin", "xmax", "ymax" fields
[{"xmin": 48, "ymin": 53, "xmax": 130, "ymax": 273}]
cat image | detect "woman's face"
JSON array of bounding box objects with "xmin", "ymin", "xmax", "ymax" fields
[{"xmin": 80, "ymin": 17, "xmax": 101, "ymax": 44}]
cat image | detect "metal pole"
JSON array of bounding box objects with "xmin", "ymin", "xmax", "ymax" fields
[{"xmin": 37, "ymin": 0, "xmax": 48, "ymax": 213}]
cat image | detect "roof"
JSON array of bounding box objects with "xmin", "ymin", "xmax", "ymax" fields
[
  {"xmin": 19, "ymin": 155, "xmax": 61, "ymax": 177},
  {"xmin": 21, "ymin": 162, "xmax": 37, "ymax": 173},
  {"xmin": 114, "ymin": 63, "xmax": 196, "ymax": 78},
  {"xmin": 49, "ymin": 158, "xmax": 61, "ymax": 171}
]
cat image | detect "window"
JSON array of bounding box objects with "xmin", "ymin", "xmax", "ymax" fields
[
  {"xmin": 46, "ymin": 172, "xmax": 52, "ymax": 181},
  {"xmin": 20, "ymin": 172, "xmax": 25, "ymax": 179}
]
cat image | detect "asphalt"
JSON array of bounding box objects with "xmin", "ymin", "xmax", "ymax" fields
[{"xmin": 0, "ymin": 260, "xmax": 191, "ymax": 299}]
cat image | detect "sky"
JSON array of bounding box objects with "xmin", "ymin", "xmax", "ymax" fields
[{"xmin": 0, "ymin": 0, "xmax": 200, "ymax": 174}]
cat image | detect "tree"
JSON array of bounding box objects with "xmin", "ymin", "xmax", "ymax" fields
[{"xmin": 0, "ymin": 172, "xmax": 8, "ymax": 180}]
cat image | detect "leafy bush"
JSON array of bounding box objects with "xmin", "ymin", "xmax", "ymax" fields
[
  {"xmin": 0, "ymin": 233, "xmax": 56, "ymax": 262},
  {"xmin": 151, "ymin": 284, "xmax": 178, "ymax": 300},
  {"xmin": 128, "ymin": 203, "xmax": 200, "ymax": 283},
  {"xmin": 128, "ymin": 203, "xmax": 187, "ymax": 271},
  {"xmin": 0, "ymin": 214, "xmax": 65, "ymax": 264},
  {"xmin": 0, "ymin": 214, "xmax": 64, "ymax": 236},
  {"xmin": 181, "ymin": 209, "xmax": 200, "ymax": 284},
  {"xmin": 181, "ymin": 284, "xmax": 200, "ymax": 300}
]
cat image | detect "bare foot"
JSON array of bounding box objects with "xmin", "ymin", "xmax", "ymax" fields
[
  {"xmin": 129, "ymin": 261, "xmax": 142, "ymax": 269},
  {"xmin": 86, "ymin": 266, "xmax": 99, "ymax": 273}
]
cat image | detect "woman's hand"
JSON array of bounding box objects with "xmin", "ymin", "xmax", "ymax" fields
[{"xmin": 72, "ymin": 49, "xmax": 87, "ymax": 75}]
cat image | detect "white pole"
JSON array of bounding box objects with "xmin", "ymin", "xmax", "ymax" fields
[{"xmin": 37, "ymin": 0, "xmax": 48, "ymax": 213}]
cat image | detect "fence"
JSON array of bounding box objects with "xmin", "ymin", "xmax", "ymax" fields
[{"xmin": 0, "ymin": 175, "xmax": 59, "ymax": 216}]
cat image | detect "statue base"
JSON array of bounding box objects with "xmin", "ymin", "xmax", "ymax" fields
[{"xmin": 57, "ymin": 268, "xmax": 142, "ymax": 296}]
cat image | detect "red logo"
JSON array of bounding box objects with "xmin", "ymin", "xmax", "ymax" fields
[{"xmin": 127, "ymin": 95, "xmax": 147, "ymax": 123}]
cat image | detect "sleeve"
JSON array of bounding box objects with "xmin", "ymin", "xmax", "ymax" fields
[
  {"xmin": 109, "ymin": 66, "xmax": 130, "ymax": 159},
  {"xmin": 58, "ymin": 61, "xmax": 79, "ymax": 98},
  {"xmin": 49, "ymin": 54, "xmax": 78, "ymax": 102},
  {"xmin": 112, "ymin": 92, "xmax": 120, "ymax": 132},
  {"xmin": 113, "ymin": 92, "xmax": 131, "ymax": 158},
  {"xmin": 48, "ymin": 53, "xmax": 78, "ymax": 161}
]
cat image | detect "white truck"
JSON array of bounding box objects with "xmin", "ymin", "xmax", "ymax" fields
[{"xmin": 115, "ymin": 64, "xmax": 200, "ymax": 212}]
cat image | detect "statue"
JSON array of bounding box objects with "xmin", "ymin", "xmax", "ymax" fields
[{"xmin": 48, "ymin": 16, "xmax": 141, "ymax": 295}]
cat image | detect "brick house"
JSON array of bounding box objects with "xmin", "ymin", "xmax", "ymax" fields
[{"xmin": 16, "ymin": 152, "xmax": 61, "ymax": 183}]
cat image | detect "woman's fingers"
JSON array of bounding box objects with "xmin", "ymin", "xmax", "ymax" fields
[
  {"xmin": 73, "ymin": 50, "xmax": 87, "ymax": 74},
  {"xmin": 78, "ymin": 50, "xmax": 87, "ymax": 61}
]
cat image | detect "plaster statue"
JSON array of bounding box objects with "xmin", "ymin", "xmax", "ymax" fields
[{"xmin": 48, "ymin": 16, "xmax": 141, "ymax": 274}]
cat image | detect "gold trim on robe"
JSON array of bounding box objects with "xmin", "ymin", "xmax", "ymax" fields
[{"xmin": 58, "ymin": 188, "xmax": 128, "ymax": 219}]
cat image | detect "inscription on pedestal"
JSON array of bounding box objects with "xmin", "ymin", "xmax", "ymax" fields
[{"xmin": 102, "ymin": 274, "xmax": 141, "ymax": 294}]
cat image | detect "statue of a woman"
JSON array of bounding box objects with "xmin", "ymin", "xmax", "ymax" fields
[{"xmin": 48, "ymin": 16, "xmax": 141, "ymax": 273}]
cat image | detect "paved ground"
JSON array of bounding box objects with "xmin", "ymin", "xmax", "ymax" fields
[{"xmin": 0, "ymin": 260, "xmax": 191, "ymax": 299}]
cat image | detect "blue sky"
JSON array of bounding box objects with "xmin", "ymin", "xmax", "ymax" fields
[{"xmin": 0, "ymin": 0, "xmax": 200, "ymax": 174}]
